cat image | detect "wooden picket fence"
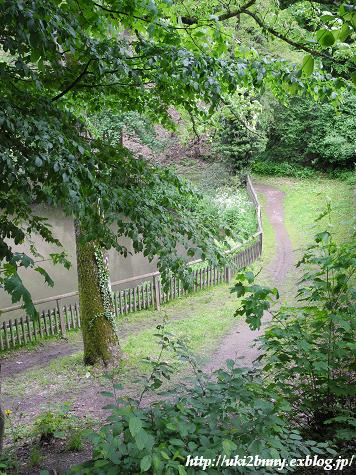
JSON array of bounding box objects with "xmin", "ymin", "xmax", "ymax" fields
[{"xmin": 0, "ymin": 176, "xmax": 262, "ymax": 351}]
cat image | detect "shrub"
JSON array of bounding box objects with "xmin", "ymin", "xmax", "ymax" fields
[
  {"xmin": 233, "ymin": 211, "xmax": 356, "ymax": 445},
  {"xmin": 251, "ymin": 159, "xmax": 316, "ymax": 178},
  {"xmin": 71, "ymin": 365, "xmax": 330, "ymax": 475},
  {"xmin": 71, "ymin": 327, "xmax": 332, "ymax": 474},
  {"xmin": 260, "ymin": 93, "xmax": 355, "ymax": 171}
]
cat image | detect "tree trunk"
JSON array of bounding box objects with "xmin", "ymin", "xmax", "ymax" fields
[{"xmin": 75, "ymin": 222, "xmax": 120, "ymax": 366}]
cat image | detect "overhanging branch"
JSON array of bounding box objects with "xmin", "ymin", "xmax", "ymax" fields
[
  {"xmin": 242, "ymin": 10, "xmax": 345, "ymax": 66},
  {"xmin": 52, "ymin": 59, "xmax": 92, "ymax": 101},
  {"xmin": 181, "ymin": 0, "xmax": 256, "ymax": 25}
]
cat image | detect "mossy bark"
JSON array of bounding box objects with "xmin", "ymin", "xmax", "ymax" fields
[{"xmin": 75, "ymin": 223, "xmax": 120, "ymax": 366}]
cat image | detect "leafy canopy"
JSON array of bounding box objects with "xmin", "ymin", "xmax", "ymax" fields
[{"xmin": 1, "ymin": 0, "xmax": 355, "ymax": 315}]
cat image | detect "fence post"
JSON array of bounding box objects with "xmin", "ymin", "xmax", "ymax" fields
[
  {"xmin": 57, "ymin": 299, "xmax": 67, "ymax": 338},
  {"xmin": 153, "ymin": 275, "xmax": 161, "ymax": 311},
  {"xmin": 225, "ymin": 266, "xmax": 232, "ymax": 283}
]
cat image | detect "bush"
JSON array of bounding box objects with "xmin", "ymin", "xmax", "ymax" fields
[
  {"xmin": 251, "ymin": 159, "xmax": 316, "ymax": 178},
  {"xmin": 71, "ymin": 325, "xmax": 332, "ymax": 474},
  {"xmin": 327, "ymin": 168, "xmax": 356, "ymax": 185},
  {"xmin": 71, "ymin": 365, "xmax": 330, "ymax": 475},
  {"xmin": 234, "ymin": 210, "xmax": 356, "ymax": 445},
  {"xmin": 260, "ymin": 93, "xmax": 355, "ymax": 171}
]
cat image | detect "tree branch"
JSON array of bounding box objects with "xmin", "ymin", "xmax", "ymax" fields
[
  {"xmin": 181, "ymin": 0, "xmax": 256, "ymax": 24},
  {"xmin": 242, "ymin": 10, "xmax": 344, "ymax": 65},
  {"xmin": 93, "ymin": 2, "xmax": 150, "ymax": 22},
  {"xmin": 76, "ymin": 80, "xmax": 153, "ymax": 89},
  {"xmin": 51, "ymin": 59, "xmax": 92, "ymax": 101}
]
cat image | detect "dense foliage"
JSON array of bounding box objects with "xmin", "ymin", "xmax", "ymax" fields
[
  {"xmin": 212, "ymin": 92, "xmax": 268, "ymax": 174},
  {"xmin": 1, "ymin": 0, "xmax": 355, "ymax": 315},
  {"xmin": 70, "ymin": 332, "xmax": 331, "ymax": 475},
  {"xmin": 257, "ymin": 92, "xmax": 355, "ymax": 170}
]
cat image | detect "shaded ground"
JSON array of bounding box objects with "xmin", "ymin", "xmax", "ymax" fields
[
  {"xmin": 1, "ymin": 337, "xmax": 83, "ymax": 378},
  {"xmin": 1, "ymin": 310, "xmax": 181, "ymax": 378},
  {"xmin": 204, "ymin": 182, "xmax": 294, "ymax": 372}
]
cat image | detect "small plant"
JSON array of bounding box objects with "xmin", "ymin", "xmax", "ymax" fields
[
  {"xmin": 29, "ymin": 445, "xmax": 42, "ymax": 467},
  {"xmin": 33, "ymin": 403, "xmax": 73, "ymax": 443},
  {"xmin": 66, "ymin": 429, "xmax": 85, "ymax": 452},
  {"xmin": 0, "ymin": 453, "xmax": 17, "ymax": 475}
]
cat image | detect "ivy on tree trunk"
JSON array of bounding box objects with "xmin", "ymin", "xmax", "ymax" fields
[{"xmin": 75, "ymin": 222, "xmax": 120, "ymax": 366}]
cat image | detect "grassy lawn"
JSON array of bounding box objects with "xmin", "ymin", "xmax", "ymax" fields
[
  {"xmin": 254, "ymin": 175, "xmax": 354, "ymax": 301},
  {"xmin": 255, "ymin": 175, "xmax": 354, "ymax": 249},
  {"xmin": 3, "ymin": 283, "xmax": 240, "ymax": 403}
]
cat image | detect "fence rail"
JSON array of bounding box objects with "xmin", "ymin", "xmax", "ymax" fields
[{"xmin": 0, "ymin": 176, "xmax": 262, "ymax": 351}]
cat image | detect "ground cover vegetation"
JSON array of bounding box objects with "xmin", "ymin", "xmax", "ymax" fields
[
  {"xmin": 64, "ymin": 215, "xmax": 355, "ymax": 474},
  {"xmin": 1, "ymin": 0, "xmax": 355, "ymax": 472}
]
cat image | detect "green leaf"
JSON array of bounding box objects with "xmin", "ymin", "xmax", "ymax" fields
[
  {"xmin": 337, "ymin": 24, "xmax": 351, "ymax": 42},
  {"xmin": 3, "ymin": 273, "xmax": 37, "ymax": 317},
  {"xmin": 100, "ymin": 391, "xmax": 114, "ymax": 398},
  {"xmin": 140, "ymin": 455, "xmax": 152, "ymax": 472},
  {"xmin": 222, "ymin": 439, "xmax": 237, "ymax": 456},
  {"xmin": 35, "ymin": 156, "xmax": 43, "ymax": 167},
  {"xmin": 35, "ymin": 266, "xmax": 54, "ymax": 287},
  {"xmin": 302, "ymin": 54, "xmax": 314, "ymax": 76},
  {"xmin": 178, "ymin": 466, "xmax": 188, "ymax": 475},
  {"xmin": 169, "ymin": 438, "xmax": 185, "ymax": 447},
  {"xmin": 135, "ymin": 429, "xmax": 154, "ymax": 451},
  {"xmin": 226, "ymin": 359, "xmax": 235, "ymax": 370},
  {"xmin": 316, "ymin": 29, "xmax": 335, "ymax": 47},
  {"xmin": 129, "ymin": 416, "xmax": 143, "ymax": 437}
]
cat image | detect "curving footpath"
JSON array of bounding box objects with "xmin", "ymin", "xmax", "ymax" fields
[{"xmin": 204, "ymin": 182, "xmax": 294, "ymax": 371}]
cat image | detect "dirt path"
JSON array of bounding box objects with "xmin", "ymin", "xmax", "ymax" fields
[{"xmin": 204, "ymin": 182, "xmax": 294, "ymax": 371}]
